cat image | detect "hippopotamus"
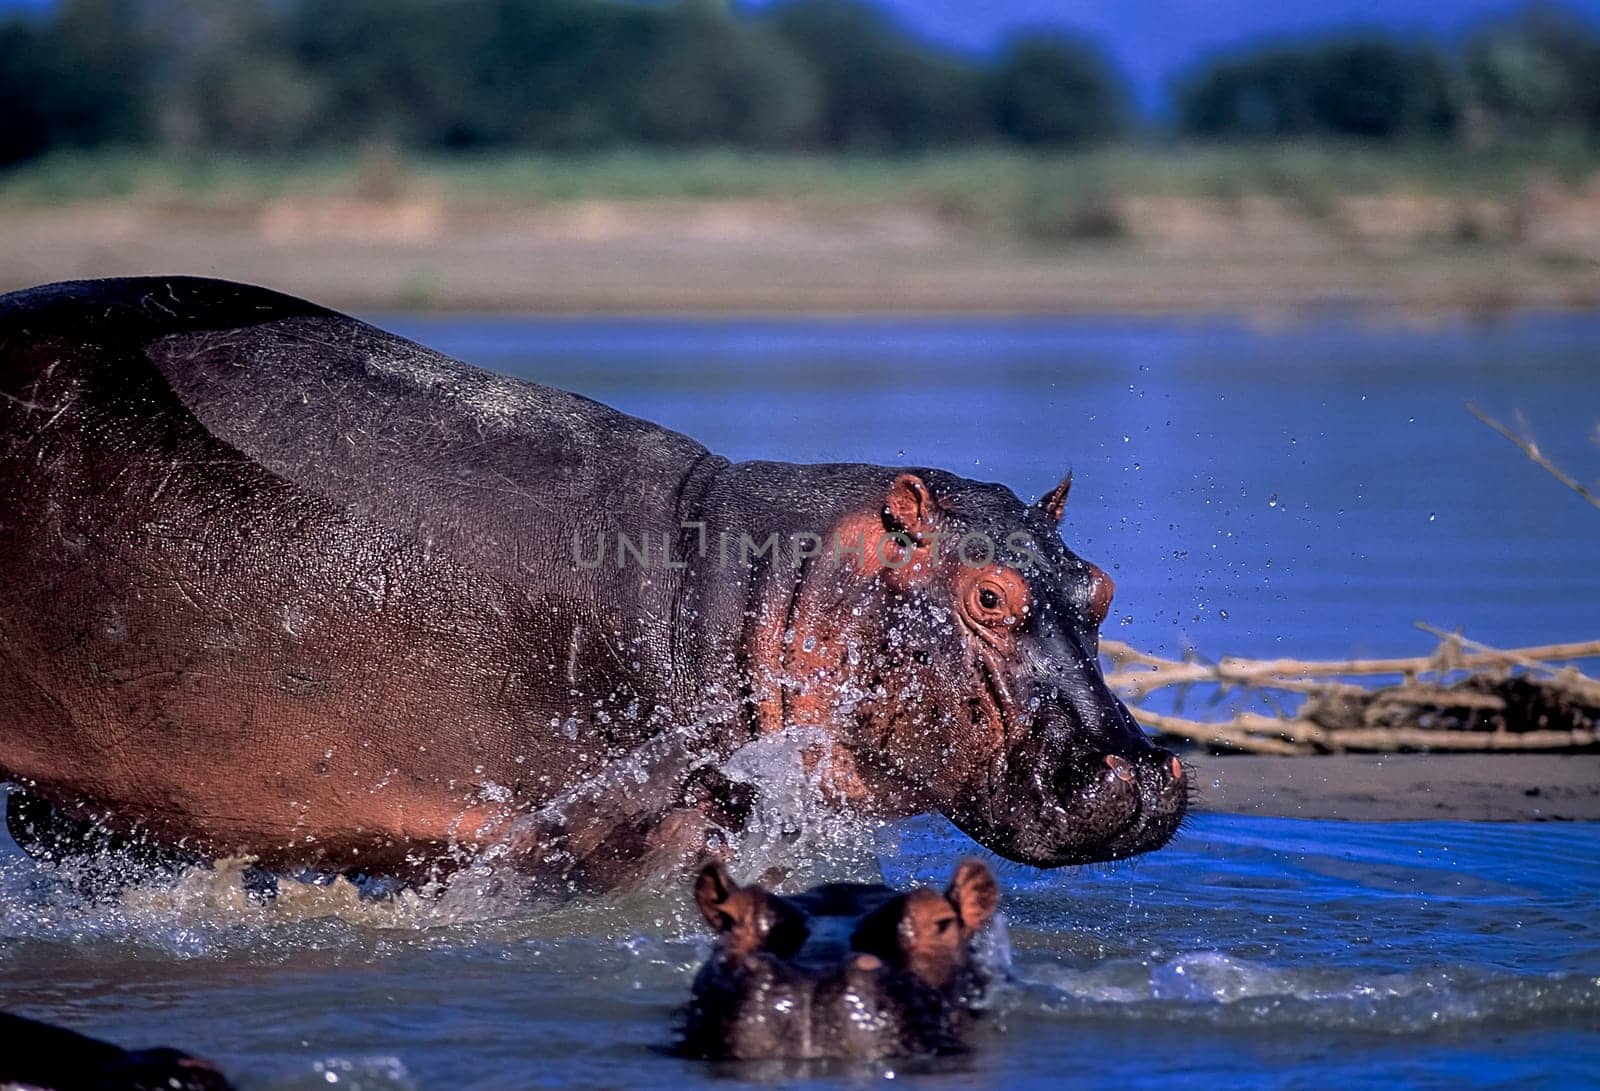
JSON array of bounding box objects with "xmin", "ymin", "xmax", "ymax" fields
[
  {"xmin": 681, "ymin": 859, "xmax": 1000, "ymax": 1059},
  {"xmin": 0, "ymin": 1011, "xmax": 233, "ymax": 1090},
  {"xmin": 0, "ymin": 276, "xmax": 1187, "ymax": 890}
]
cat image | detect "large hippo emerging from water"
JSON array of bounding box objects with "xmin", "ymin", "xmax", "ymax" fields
[{"xmin": 0, "ymin": 277, "xmax": 1186, "ymax": 889}]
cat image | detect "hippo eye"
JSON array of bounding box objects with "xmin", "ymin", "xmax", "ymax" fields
[
  {"xmin": 966, "ymin": 581, "xmax": 1008, "ymax": 625},
  {"xmin": 963, "ymin": 571, "xmax": 1028, "ymax": 630}
]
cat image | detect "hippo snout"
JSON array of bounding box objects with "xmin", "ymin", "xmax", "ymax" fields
[
  {"xmin": 951, "ymin": 692, "xmax": 1189, "ymax": 868},
  {"xmin": 1051, "ymin": 738, "xmax": 1189, "ymax": 861}
]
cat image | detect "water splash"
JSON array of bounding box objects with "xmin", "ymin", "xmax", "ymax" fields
[{"xmin": 719, "ymin": 726, "xmax": 886, "ymax": 890}]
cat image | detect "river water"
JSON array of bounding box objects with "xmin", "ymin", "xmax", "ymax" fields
[{"xmin": 1, "ymin": 313, "xmax": 1595, "ymax": 1088}]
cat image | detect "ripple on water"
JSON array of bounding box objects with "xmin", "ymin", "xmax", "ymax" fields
[
  {"xmin": 1013, "ymin": 950, "xmax": 1600, "ymax": 1033},
  {"xmin": 1, "ymin": 803, "xmax": 1597, "ymax": 1088}
]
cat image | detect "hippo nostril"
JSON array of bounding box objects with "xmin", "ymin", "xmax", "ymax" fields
[{"xmin": 1104, "ymin": 755, "xmax": 1134, "ymax": 782}]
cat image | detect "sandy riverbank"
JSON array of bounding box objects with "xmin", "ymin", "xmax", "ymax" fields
[
  {"xmin": 1196, "ymin": 753, "xmax": 1600, "ymax": 822},
  {"xmin": 4, "ymin": 196, "xmax": 1599, "ymax": 316}
]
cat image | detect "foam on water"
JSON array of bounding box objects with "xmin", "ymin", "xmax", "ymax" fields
[{"xmin": 1015, "ymin": 950, "xmax": 1600, "ymax": 1032}]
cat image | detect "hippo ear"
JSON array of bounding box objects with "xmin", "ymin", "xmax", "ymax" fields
[
  {"xmin": 1037, "ymin": 471, "xmax": 1072, "ymax": 524},
  {"xmin": 945, "ymin": 858, "xmax": 1000, "ymax": 933},
  {"xmin": 884, "ymin": 473, "xmax": 941, "ymax": 539},
  {"xmin": 694, "ymin": 862, "xmax": 805, "ymax": 956},
  {"xmin": 693, "ymin": 861, "xmax": 744, "ymax": 934}
]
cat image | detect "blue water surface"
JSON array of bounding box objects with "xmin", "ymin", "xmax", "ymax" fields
[{"xmin": 1, "ymin": 812, "xmax": 1595, "ymax": 1090}]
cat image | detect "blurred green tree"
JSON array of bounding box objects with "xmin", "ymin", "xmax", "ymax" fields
[
  {"xmin": 287, "ymin": 0, "xmax": 816, "ymax": 150},
  {"xmin": 988, "ymin": 33, "xmax": 1129, "ymax": 146},
  {"xmin": 637, "ymin": 5, "xmax": 821, "ymax": 147},
  {"xmin": 0, "ymin": 0, "xmax": 148, "ymax": 165},
  {"xmin": 766, "ymin": 0, "xmax": 987, "ymax": 149},
  {"xmin": 124, "ymin": 0, "xmax": 324, "ymax": 152},
  {"xmin": 1465, "ymin": 4, "xmax": 1600, "ymax": 138},
  {"xmin": 1179, "ymin": 38, "xmax": 1461, "ymax": 140},
  {"xmin": 11, "ymin": 0, "xmax": 1588, "ymax": 166},
  {"xmin": 290, "ymin": 0, "xmax": 493, "ymax": 148}
]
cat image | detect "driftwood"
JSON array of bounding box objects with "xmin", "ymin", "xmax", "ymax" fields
[
  {"xmin": 1126, "ymin": 406, "xmax": 1600, "ymax": 755},
  {"xmin": 1103, "ymin": 629, "xmax": 1600, "ymax": 755}
]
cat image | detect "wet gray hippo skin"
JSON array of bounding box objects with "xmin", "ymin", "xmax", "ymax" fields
[
  {"xmin": 0, "ymin": 1011, "xmax": 233, "ymax": 1090},
  {"xmin": 0, "ymin": 277, "xmax": 1187, "ymax": 888},
  {"xmin": 682, "ymin": 859, "xmax": 1001, "ymax": 1060}
]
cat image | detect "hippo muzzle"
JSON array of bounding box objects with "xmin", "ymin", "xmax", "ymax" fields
[
  {"xmin": 956, "ymin": 713, "xmax": 1188, "ymax": 867},
  {"xmin": 949, "ymin": 620, "xmax": 1189, "ymax": 867},
  {"xmin": 682, "ymin": 859, "xmax": 1000, "ymax": 1060}
]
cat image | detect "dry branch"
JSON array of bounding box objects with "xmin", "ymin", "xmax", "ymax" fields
[
  {"xmin": 1107, "ymin": 631, "xmax": 1600, "ymax": 756},
  {"xmin": 1124, "ymin": 408, "xmax": 1600, "ymax": 755},
  {"xmin": 1467, "ymin": 402, "xmax": 1600, "ymax": 512}
]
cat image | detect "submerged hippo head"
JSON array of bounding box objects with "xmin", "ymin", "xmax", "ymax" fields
[
  {"xmin": 681, "ymin": 859, "xmax": 1000, "ymax": 1060},
  {"xmin": 778, "ymin": 469, "xmax": 1187, "ymax": 867}
]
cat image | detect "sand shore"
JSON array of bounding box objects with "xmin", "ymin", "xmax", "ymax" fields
[
  {"xmin": 1196, "ymin": 753, "xmax": 1600, "ymax": 822},
  {"xmin": 4, "ymin": 199, "xmax": 1599, "ymax": 316}
]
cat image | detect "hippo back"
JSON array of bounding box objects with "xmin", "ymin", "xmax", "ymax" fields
[
  {"xmin": 0, "ymin": 278, "xmax": 726, "ymax": 868},
  {"xmin": 7, "ymin": 277, "xmax": 721, "ymax": 592}
]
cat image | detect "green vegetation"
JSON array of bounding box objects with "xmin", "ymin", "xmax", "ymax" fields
[
  {"xmin": 5, "ymin": 142, "xmax": 1597, "ymax": 222},
  {"xmin": 1177, "ymin": 40, "xmax": 1460, "ymax": 140},
  {"xmin": 1178, "ymin": 7, "xmax": 1600, "ymax": 143},
  {"xmin": 0, "ymin": 0, "xmax": 1132, "ymax": 166},
  {"xmin": 4, "ymin": 0, "xmax": 1599, "ymax": 172}
]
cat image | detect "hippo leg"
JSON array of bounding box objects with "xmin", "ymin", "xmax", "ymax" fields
[{"xmin": 505, "ymin": 806, "xmax": 719, "ymax": 894}]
